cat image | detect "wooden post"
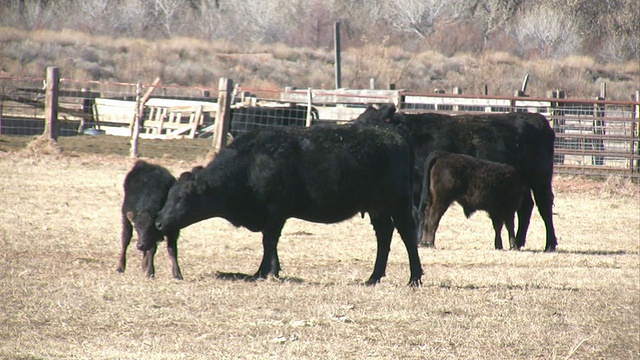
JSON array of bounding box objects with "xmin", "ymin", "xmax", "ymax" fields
[
  {"xmin": 484, "ymin": 84, "xmax": 491, "ymax": 112},
  {"xmin": 334, "ymin": 22, "xmax": 341, "ymax": 89},
  {"xmin": 452, "ymin": 87, "xmax": 462, "ymax": 111},
  {"xmin": 369, "ymin": 78, "xmax": 375, "ymax": 90},
  {"xmin": 592, "ymin": 96, "xmax": 605, "ymax": 166},
  {"xmin": 305, "ymin": 88, "xmax": 313, "ymax": 127},
  {"xmin": 212, "ymin": 77, "xmax": 233, "ymax": 153},
  {"xmin": 189, "ymin": 105, "xmax": 203, "ymax": 139},
  {"xmin": 550, "ymin": 90, "xmax": 566, "ymax": 165},
  {"xmin": 130, "ymin": 82, "xmax": 142, "ymax": 158},
  {"xmin": 43, "ymin": 66, "xmax": 59, "ymax": 141},
  {"xmin": 634, "ymin": 91, "xmax": 640, "ymax": 174},
  {"xmin": 521, "ymin": 73, "xmax": 530, "ymax": 94},
  {"xmin": 77, "ymin": 88, "xmax": 90, "ymax": 134}
]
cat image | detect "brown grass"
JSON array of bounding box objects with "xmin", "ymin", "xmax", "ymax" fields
[{"xmin": 0, "ymin": 152, "xmax": 638, "ymax": 359}]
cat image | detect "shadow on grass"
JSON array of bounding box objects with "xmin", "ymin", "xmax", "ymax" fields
[
  {"xmin": 214, "ymin": 271, "xmax": 305, "ymax": 284},
  {"xmin": 519, "ymin": 249, "xmax": 630, "ymax": 256}
]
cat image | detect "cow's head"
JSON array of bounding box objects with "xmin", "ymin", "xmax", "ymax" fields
[
  {"xmin": 354, "ymin": 104, "xmax": 397, "ymax": 124},
  {"xmin": 155, "ymin": 170, "xmax": 210, "ymax": 233},
  {"xmin": 127, "ymin": 210, "xmax": 163, "ymax": 252}
]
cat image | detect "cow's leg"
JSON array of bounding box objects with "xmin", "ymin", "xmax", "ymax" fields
[
  {"xmin": 531, "ymin": 184, "xmax": 558, "ymax": 252},
  {"xmin": 392, "ymin": 209, "xmax": 423, "ymax": 287},
  {"xmin": 490, "ymin": 215, "xmax": 504, "ymax": 250},
  {"xmin": 505, "ymin": 214, "xmax": 518, "ymax": 250},
  {"xmin": 422, "ymin": 202, "xmax": 448, "ymax": 248},
  {"xmin": 144, "ymin": 243, "xmax": 157, "ymax": 279},
  {"xmin": 117, "ymin": 215, "xmax": 133, "ymax": 273},
  {"xmin": 141, "ymin": 250, "xmax": 149, "ymax": 270},
  {"xmin": 165, "ymin": 230, "xmax": 183, "ymax": 280},
  {"xmin": 367, "ymin": 214, "xmax": 394, "ymax": 285},
  {"xmin": 254, "ymin": 219, "xmax": 285, "ymax": 279},
  {"xmin": 515, "ymin": 190, "xmax": 534, "ymax": 249}
]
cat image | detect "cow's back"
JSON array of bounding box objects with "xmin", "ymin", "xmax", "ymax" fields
[
  {"xmin": 405, "ymin": 112, "xmax": 553, "ymax": 187},
  {"xmin": 123, "ymin": 161, "xmax": 176, "ymax": 214},
  {"xmin": 208, "ymin": 124, "xmax": 414, "ymax": 224}
]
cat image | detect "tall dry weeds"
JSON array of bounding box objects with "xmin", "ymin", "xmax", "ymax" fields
[{"xmin": 0, "ymin": 26, "xmax": 637, "ymax": 99}]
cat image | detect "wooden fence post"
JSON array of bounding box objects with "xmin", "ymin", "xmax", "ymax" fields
[
  {"xmin": 129, "ymin": 77, "xmax": 160, "ymax": 158},
  {"xmin": 305, "ymin": 88, "xmax": 313, "ymax": 127},
  {"xmin": 130, "ymin": 82, "xmax": 142, "ymax": 158},
  {"xmin": 212, "ymin": 77, "xmax": 233, "ymax": 153},
  {"xmin": 592, "ymin": 94, "xmax": 605, "ymax": 166},
  {"xmin": 334, "ymin": 22, "xmax": 341, "ymax": 89},
  {"xmin": 43, "ymin": 66, "xmax": 59, "ymax": 141},
  {"xmin": 549, "ymin": 90, "xmax": 566, "ymax": 164},
  {"xmin": 634, "ymin": 91, "xmax": 640, "ymax": 174},
  {"xmin": 452, "ymin": 87, "xmax": 462, "ymax": 111}
]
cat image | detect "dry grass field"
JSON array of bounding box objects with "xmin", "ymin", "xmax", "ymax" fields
[{"xmin": 0, "ymin": 147, "xmax": 638, "ymax": 359}]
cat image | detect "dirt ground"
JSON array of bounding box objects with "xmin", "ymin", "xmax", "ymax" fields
[{"xmin": 0, "ymin": 142, "xmax": 638, "ymax": 359}]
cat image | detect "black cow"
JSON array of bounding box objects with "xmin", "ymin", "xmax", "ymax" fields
[
  {"xmin": 155, "ymin": 124, "xmax": 423, "ymax": 286},
  {"xmin": 229, "ymin": 104, "xmax": 317, "ymax": 137},
  {"xmin": 117, "ymin": 160, "xmax": 182, "ymax": 279},
  {"xmin": 355, "ymin": 104, "xmax": 557, "ymax": 252},
  {"xmin": 418, "ymin": 151, "xmax": 526, "ymax": 250}
]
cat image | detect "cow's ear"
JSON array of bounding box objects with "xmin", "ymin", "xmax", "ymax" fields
[
  {"xmin": 380, "ymin": 104, "xmax": 396, "ymax": 122},
  {"xmin": 126, "ymin": 211, "xmax": 135, "ymax": 222},
  {"xmin": 178, "ymin": 171, "xmax": 195, "ymax": 181},
  {"xmin": 191, "ymin": 165, "xmax": 204, "ymax": 175}
]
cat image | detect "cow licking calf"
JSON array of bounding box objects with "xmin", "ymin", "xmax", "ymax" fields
[
  {"xmin": 155, "ymin": 124, "xmax": 423, "ymax": 286},
  {"xmin": 117, "ymin": 160, "xmax": 183, "ymax": 279},
  {"xmin": 418, "ymin": 151, "xmax": 526, "ymax": 250}
]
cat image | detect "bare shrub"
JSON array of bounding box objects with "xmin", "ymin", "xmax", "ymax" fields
[
  {"xmin": 427, "ymin": 20, "xmax": 484, "ymax": 56},
  {"xmin": 514, "ymin": 5, "xmax": 582, "ymax": 58}
]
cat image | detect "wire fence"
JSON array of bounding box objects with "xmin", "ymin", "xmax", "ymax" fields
[{"xmin": 1, "ymin": 72, "xmax": 638, "ymax": 178}]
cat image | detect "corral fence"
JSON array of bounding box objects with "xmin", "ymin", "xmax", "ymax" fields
[{"xmin": 1, "ymin": 67, "xmax": 638, "ymax": 179}]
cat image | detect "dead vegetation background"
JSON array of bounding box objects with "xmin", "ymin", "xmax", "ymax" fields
[
  {"xmin": 0, "ymin": 146, "xmax": 638, "ymax": 359},
  {"xmin": 0, "ymin": 27, "xmax": 637, "ymax": 101}
]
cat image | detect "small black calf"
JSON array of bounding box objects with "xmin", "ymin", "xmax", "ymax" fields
[{"xmin": 117, "ymin": 160, "xmax": 182, "ymax": 279}]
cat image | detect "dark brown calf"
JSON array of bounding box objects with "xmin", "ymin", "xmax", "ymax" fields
[{"xmin": 418, "ymin": 151, "xmax": 526, "ymax": 250}]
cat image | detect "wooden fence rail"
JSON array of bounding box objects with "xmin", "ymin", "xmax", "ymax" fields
[{"xmin": 1, "ymin": 70, "xmax": 638, "ymax": 179}]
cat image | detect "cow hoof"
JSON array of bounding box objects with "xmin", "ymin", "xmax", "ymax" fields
[
  {"xmin": 408, "ymin": 278, "xmax": 422, "ymax": 287},
  {"xmin": 544, "ymin": 246, "xmax": 557, "ymax": 253},
  {"xmin": 364, "ymin": 278, "xmax": 381, "ymax": 286},
  {"xmin": 116, "ymin": 267, "xmax": 125, "ymax": 273},
  {"xmin": 173, "ymin": 274, "xmax": 184, "ymax": 280}
]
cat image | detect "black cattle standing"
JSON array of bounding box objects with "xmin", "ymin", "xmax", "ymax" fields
[
  {"xmin": 355, "ymin": 104, "xmax": 557, "ymax": 252},
  {"xmin": 418, "ymin": 151, "xmax": 526, "ymax": 250},
  {"xmin": 117, "ymin": 160, "xmax": 182, "ymax": 279},
  {"xmin": 155, "ymin": 124, "xmax": 423, "ymax": 286}
]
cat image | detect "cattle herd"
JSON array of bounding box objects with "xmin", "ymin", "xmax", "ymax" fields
[{"xmin": 118, "ymin": 104, "xmax": 557, "ymax": 286}]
